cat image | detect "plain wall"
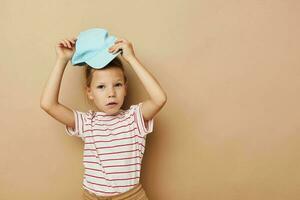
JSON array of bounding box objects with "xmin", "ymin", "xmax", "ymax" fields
[{"xmin": 1, "ymin": 0, "xmax": 299, "ymax": 199}]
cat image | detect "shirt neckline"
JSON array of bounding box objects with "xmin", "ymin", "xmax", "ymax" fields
[{"xmin": 88, "ymin": 109, "xmax": 125, "ymax": 116}]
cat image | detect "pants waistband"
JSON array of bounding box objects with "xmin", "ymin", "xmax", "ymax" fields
[{"xmin": 83, "ymin": 183, "xmax": 145, "ymax": 200}]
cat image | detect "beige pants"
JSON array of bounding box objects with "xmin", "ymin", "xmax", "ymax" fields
[{"xmin": 82, "ymin": 184, "xmax": 149, "ymax": 200}]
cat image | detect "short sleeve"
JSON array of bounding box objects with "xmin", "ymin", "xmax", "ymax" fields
[
  {"xmin": 130, "ymin": 102, "xmax": 154, "ymax": 137},
  {"xmin": 64, "ymin": 110, "xmax": 91, "ymax": 139}
]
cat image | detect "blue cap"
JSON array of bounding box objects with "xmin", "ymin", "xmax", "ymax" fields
[{"xmin": 71, "ymin": 28, "xmax": 121, "ymax": 69}]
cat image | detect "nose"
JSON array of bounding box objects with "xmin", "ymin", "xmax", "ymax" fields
[{"xmin": 108, "ymin": 87, "xmax": 116, "ymax": 98}]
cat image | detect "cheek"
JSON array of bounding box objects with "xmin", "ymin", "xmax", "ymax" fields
[
  {"xmin": 120, "ymin": 88, "xmax": 127, "ymax": 96},
  {"xmin": 95, "ymin": 92, "xmax": 104, "ymax": 98},
  {"xmin": 92, "ymin": 91, "xmax": 105, "ymax": 100}
]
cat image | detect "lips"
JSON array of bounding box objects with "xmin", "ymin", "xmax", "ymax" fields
[{"xmin": 106, "ymin": 102, "xmax": 118, "ymax": 106}]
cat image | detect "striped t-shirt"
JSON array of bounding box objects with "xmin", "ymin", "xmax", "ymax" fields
[{"xmin": 65, "ymin": 102, "xmax": 154, "ymax": 196}]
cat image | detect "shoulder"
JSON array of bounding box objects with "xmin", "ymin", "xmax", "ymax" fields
[
  {"xmin": 124, "ymin": 103, "xmax": 142, "ymax": 115},
  {"xmin": 72, "ymin": 109, "xmax": 96, "ymax": 122}
]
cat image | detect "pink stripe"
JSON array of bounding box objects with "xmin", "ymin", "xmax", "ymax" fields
[
  {"xmin": 96, "ymin": 142, "xmax": 145, "ymax": 149},
  {"xmin": 85, "ymin": 173, "xmax": 140, "ymax": 181},
  {"xmin": 82, "ymin": 122, "xmax": 133, "ymax": 134},
  {"xmin": 88, "ymin": 114, "xmax": 134, "ymax": 127},
  {"xmin": 84, "ymin": 149, "xmax": 143, "ymax": 155},
  {"xmin": 85, "ymin": 134, "xmax": 144, "ymax": 144},
  {"xmin": 84, "ymin": 127, "xmax": 137, "ymax": 136},
  {"xmin": 84, "ymin": 155, "xmax": 97, "ymax": 157},
  {"xmin": 98, "ymin": 120, "xmax": 135, "ymax": 131},
  {"xmin": 84, "ymin": 120, "xmax": 135, "ymax": 134},
  {"xmin": 84, "ymin": 182, "xmax": 138, "ymax": 190},
  {"xmin": 107, "ymin": 170, "xmax": 140, "ymax": 174},
  {"xmin": 103, "ymin": 163, "xmax": 141, "ymax": 168},
  {"xmin": 88, "ymin": 114, "xmax": 124, "ymax": 120},
  {"xmin": 84, "ymin": 155, "xmax": 142, "ymax": 162},
  {"xmin": 85, "ymin": 167, "xmax": 140, "ymax": 175},
  {"xmin": 83, "ymin": 183, "xmax": 119, "ymax": 194},
  {"xmin": 84, "ymin": 182, "xmax": 113, "ymax": 188},
  {"xmin": 86, "ymin": 110, "xmax": 129, "ymax": 122},
  {"xmin": 84, "ymin": 161, "xmax": 101, "ymax": 165},
  {"xmin": 94, "ymin": 109, "xmax": 129, "ymax": 118},
  {"xmin": 101, "ymin": 155, "xmax": 142, "ymax": 162},
  {"xmin": 85, "ymin": 167, "xmax": 105, "ymax": 173}
]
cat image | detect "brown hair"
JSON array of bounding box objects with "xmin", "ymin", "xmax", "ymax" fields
[{"xmin": 85, "ymin": 56, "xmax": 127, "ymax": 87}]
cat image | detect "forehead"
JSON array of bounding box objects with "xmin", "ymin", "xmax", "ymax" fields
[{"xmin": 91, "ymin": 67, "xmax": 125, "ymax": 84}]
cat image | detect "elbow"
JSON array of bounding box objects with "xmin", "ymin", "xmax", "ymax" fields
[
  {"xmin": 162, "ymin": 91, "xmax": 168, "ymax": 103},
  {"xmin": 40, "ymin": 95, "xmax": 59, "ymax": 111},
  {"xmin": 40, "ymin": 101, "xmax": 57, "ymax": 111},
  {"xmin": 40, "ymin": 97, "xmax": 49, "ymax": 110},
  {"xmin": 40, "ymin": 95, "xmax": 48, "ymax": 110},
  {"xmin": 161, "ymin": 94, "xmax": 167, "ymax": 105},
  {"xmin": 40, "ymin": 102, "xmax": 50, "ymax": 111},
  {"xmin": 156, "ymin": 93, "xmax": 167, "ymax": 107},
  {"xmin": 150, "ymin": 91, "xmax": 167, "ymax": 108}
]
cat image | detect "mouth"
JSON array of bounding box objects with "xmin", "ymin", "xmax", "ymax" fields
[{"xmin": 106, "ymin": 102, "xmax": 118, "ymax": 107}]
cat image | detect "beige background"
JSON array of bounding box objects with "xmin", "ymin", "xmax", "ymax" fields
[{"xmin": 1, "ymin": 0, "xmax": 299, "ymax": 199}]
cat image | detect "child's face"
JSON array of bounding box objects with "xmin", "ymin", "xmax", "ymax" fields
[{"xmin": 86, "ymin": 67, "xmax": 127, "ymax": 115}]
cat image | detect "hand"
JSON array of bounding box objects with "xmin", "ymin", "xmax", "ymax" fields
[
  {"xmin": 108, "ymin": 38, "xmax": 136, "ymax": 62},
  {"xmin": 55, "ymin": 37, "xmax": 77, "ymax": 61}
]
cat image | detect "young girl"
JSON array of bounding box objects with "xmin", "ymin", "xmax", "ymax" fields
[{"xmin": 40, "ymin": 36, "xmax": 167, "ymax": 200}]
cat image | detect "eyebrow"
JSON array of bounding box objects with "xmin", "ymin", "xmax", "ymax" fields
[{"xmin": 96, "ymin": 79, "xmax": 124, "ymax": 84}]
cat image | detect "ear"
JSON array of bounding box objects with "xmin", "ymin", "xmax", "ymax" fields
[{"xmin": 86, "ymin": 86, "xmax": 94, "ymax": 100}]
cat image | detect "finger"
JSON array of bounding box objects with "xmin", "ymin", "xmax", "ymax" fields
[
  {"xmin": 114, "ymin": 39, "xmax": 123, "ymax": 44},
  {"xmin": 60, "ymin": 39, "xmax": 68, "ymax": 47},
  {"xmin": 68, "ymin": 39, "xmax": 75, "ymax": 47},
  {"xmin": 114, "ymin": 38, "xmax": 127, "ymax": 44},
  {"xmin": 109, "ymin": 43, "xmax": 123, "ymax": 52},
  {"xmin": 68, "ymin": 40, "xmax": 75, "ymax": 48},
  {"xmin": 113, "ymin": 46, "xmax": 123, "ymax": 54},
  {"xmin": 70, "ymin": 37, "xmax": 77, "ymax": 44},
  {"xmin": 60, "ymin": 40, "xmax": 67, "ymax": 48},
  {"xmin": 63, "ymin": 40, "xmax": 69, "ymax": 47},
  {"xmin": 66, "ymin": 39, "xmax": 73, "ymax": 46},
  {"xmin": 64, "ymin": 39, "xmax": 71, "ymax": 48},
  {"xmin": 69, "ymin": 39, "xmax": 75, "ymax": 44}
]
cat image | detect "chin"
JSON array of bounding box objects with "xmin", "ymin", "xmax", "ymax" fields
[{"xmin": 106, "ymin": 107, "xmax": 121, "ymax": 115}]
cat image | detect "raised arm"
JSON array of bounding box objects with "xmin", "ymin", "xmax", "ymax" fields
[
  {"xmin": 109, "ymin": 38, "xmax": 167, "ymax": 121},
  {"xmin": 40, "ymin": 38, "xmax": 77, "ymax": 129}
]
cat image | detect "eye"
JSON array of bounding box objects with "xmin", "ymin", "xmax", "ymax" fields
[
  {"xmin": 115, "ymin": 83, "xmax": 123, "ymax": 87},
  {"xmin": 97, "ymin": 85, "xmax": 105, "ymax": 89}
]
